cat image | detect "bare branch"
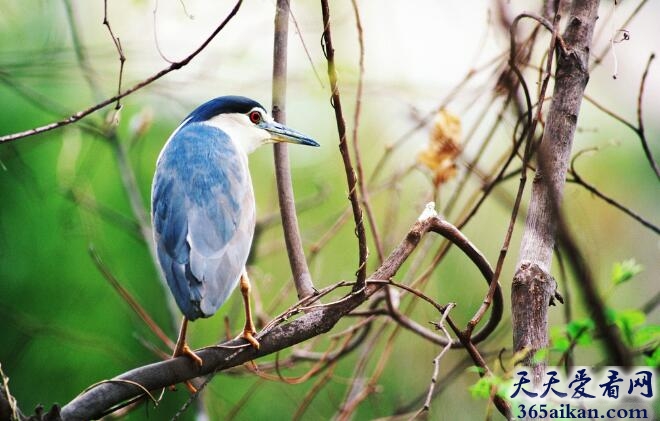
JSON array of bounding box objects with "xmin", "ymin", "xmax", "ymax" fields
[
  {"xmin": 349, "ymin": 0, "xmax": 385, "ymax": 264},
  {"xmin": 0, "ymin": 0, "xmax": 243, "ymax": 144},
  {"xmin": 102, "ymin": 0, "xmax": 126, "ymax": 110},
  {"xmin": 60, "ymin": 207, "xmax": 500, "ymax": 419},
  {"xmin": 88, "ymin": 246, "xmax": 174, "ymax": 350},
  {"xmin": 272, "ymin": 0, "xmax": 316, "ymax": 300},
  {"xmin": 569, "ymin": 149, "xmax": 660, "ymax": 234},
  {"xmin": 321, "ymin": 0, "xmax": 369, "ymax": 290},
  {"xmin": 636, "ymin": 53, "xmax": 659, "ymax": 178},
  {"xmin": 549, "ymin": 169, "xmax": 632, "ymax": 367},
  {"xmin": 584, "ymin": 53, "xmax": 659, "ymax": 179},
  {"xmin": 416, "ymin": 304, "xmax": 455, "ymax": 417}
]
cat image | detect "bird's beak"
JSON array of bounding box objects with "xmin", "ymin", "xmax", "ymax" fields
[{"xmin": 264, "ymin": 121, "xmax": 320, "ymax": 147}]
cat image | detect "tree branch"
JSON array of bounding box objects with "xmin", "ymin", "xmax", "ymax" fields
[
  {"xmin": 59, "ymin": 208, "xmax": 500, "ymax": 420},
  {"xmin": 271, "ymin": 0, "xmax": 316, "ymax": 300},
  {"xmin": 0, "ymin": 0, "xmax": 243, "ymax": 144},
  {"xmin": 321, "ymin": 0, "xmax": 369, "ymax": 290},
  {"xmin": 512, "ymin": 0, "xmax": 600, "ymax": 376}
]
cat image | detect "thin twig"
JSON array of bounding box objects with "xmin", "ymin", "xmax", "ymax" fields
[
  {"xmin": 309, "ymin": 207, "xmax": 352, "ymax": 255},
  {"xmin": 63, "ymin": 0, "xmax": 180, "ymax": 327},
  {"xmin": 568, "ymin": 149, "xmax": 659, "ymax": 234},
  {"xmin": 89, "ymin": 246, "xmax": 174, "ymax": 350},
  {"xmin": 415, "ymin": 304, "xmax": 455, "ymax": 417},
  {"xmin": 62, "ymin": 0, "xmax": 104, "ymax": 103},
  {"xmin": 321, "ymin": 0, "xmax": 369, "ymax": 290},
  {"xmin": 548, "ymin": 173, "xmax": 633, "ymax": 367},
  {"xmin": 635, "ymin": 53, "xmax": 658, "ymax": 178},
  {"xmin": 287, "ymin": 3, "xmax": 325, "ymax": 89},
  {"xmin": 335, "ymin": 321, "xmax": 391, "ymax": 421},
  {"xmin": 467, "ymin": 11, "xmax": 562, "ymax": 335},
  {"xmin": 292, "ymin": 363, "xmax": 336, "ymax": 421},
  {"xmin": 102, "ymin": 0, "xmax": 126, "ymax": 110},
  {"xmin": 0, "ymin": 0, "xmax": 243, "ymax": 143},
  {"xmin": 366, "ymin": 52, "xmax": 507, "ymax": 187},
  {"xmin": 350, "ymin": 0, "xmax": 384, "ymax": 264}
]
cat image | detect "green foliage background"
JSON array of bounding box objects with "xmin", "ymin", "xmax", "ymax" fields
[{"xmin": 0, "ymin": 1, "xmax": 657, "ymax": 419}]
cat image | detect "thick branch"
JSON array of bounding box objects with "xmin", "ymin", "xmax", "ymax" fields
[{"xmin": 60, "ymin": 211, "xmax": 500, "ymax": 420}]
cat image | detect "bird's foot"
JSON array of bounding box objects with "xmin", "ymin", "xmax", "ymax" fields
[
  {"xmin": 242, "ymin": 329, "xmax": 260, "ymax": 350},
  {"xmin": 173, "ymin": 343, "xmax": 203, "ymax": 367},
  {"xmin": 169, "ymin": 380, "xmax": 199, "ymax": 394},
  {"xmin": 170, "ymin": 344, "xmax": 202, "ymax": 394}
]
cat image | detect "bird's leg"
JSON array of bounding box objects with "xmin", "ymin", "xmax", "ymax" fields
[
  {"xmin": 172, "ymin": 316, "xmax": 203, "ymax": 367},
  {"xmin": 239, "ymin": 272, "xmax": 260, "ymax": 349}
]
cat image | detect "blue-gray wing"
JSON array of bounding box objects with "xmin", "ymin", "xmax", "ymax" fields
[{"xmin": 151, "ymin": 123, "xmax": 255, "ymax": 320}]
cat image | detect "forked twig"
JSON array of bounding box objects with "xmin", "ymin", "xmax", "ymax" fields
[
  {"xmin": 415, "ymin": 303, "xmax": 455, "ymax": 417},
  {"xmin": 102, "ymin": 0, "xmax": 126, "ymax": 110}
]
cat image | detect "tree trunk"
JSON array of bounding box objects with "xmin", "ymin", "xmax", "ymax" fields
[{"xmin": 512, "ymin": 0, "xmax": 599, "ymax": 381}]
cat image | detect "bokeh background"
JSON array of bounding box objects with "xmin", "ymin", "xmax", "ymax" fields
[{"xmin": 0, "ymin": 1, "xmax": 657, "ymax": 419}]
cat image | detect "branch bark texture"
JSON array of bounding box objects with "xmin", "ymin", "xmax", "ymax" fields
[{"xmin": 512, "ymin": 0, "xmax": 599, "ymax": 369}]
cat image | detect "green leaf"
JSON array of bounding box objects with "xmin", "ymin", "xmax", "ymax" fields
[
  {"xmin": 469, "ymin": 375, "xmax": 503, "ymax": 399},
  {"xmin": 550, "ymin": 325, "xmax": 570, "ymax": 352},
  {"xmin": 567, "ymin": 318, "xmax": 595, "ymax": 345},
  {"xmin": 552, "ymin": 336, "xmax": 571, "ymax": 353},
  {"xmin": 469, "ymin": 377, "xmax": 492, "ymax": 399},
  {"xmin": 467, "ymin": 366, "xmax": 486, "ymax": 375},
  {"xmin": 611, "ymin": 259, "xmax": 644, "ymax": 285},
  {"xmin": 613, "ymin": 309, "xmax": 646, "ymax": 345},
  {"xmin": 643, "ymin": 347, "xmax": 660, "ymax": 366}
]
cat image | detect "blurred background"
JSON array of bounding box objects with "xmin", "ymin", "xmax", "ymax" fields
[{"xmin": 0, "ymin": 0, "xmax": 657, "ymax": 419}]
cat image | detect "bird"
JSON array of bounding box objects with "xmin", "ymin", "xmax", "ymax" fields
[{"xmin": 151, "ymin": 95, "xmax": 319, "ymax": 365}]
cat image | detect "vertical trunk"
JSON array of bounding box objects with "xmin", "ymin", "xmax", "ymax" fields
[
  {"xmin": 512, "ymin": 0, "xmax": 599, "ymax": 379},
  {"xmin": 272, "ymin": 0, "xmax": 316, "ymax": 300}
]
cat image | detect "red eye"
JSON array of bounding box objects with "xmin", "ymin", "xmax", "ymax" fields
[{"xmin": 248, "ymin": 111, "xmax": 262, "ymax": 124}]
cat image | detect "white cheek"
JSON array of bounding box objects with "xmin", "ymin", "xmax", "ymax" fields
[{"xmin": 204, "ymin": 114, "xmax": 268, "ymax": 155}]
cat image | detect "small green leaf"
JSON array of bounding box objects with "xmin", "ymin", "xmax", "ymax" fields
[
  {"xmin": 469, "ymin": 377, "xmax": 493, "ymax": 399},
  {"xmin": 611, "ymin": 259, "xmax": 644, "ymax": 285},
  {"xmin": 613, "ymin": 309, "xmax": 646, "ymax": 345},
  {"xmin": 552, "ymin": 336, "xmax": 571, "ymax": 353},
  {"xmin": 467, "ymin": 366, "xmax": 486, "ymax": 375},
  {"xmin": 550, "ymin": 325, "xmax": 570, "ymax": 352},
  {"xmin": 469, "ymin": 375, "xmax": 504, "ymax": 399}
]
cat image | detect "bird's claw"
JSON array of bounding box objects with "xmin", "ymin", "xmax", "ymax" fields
[
  {"xmin": 242, "ymin": 329, "xmax": 260, "ymax": 350},
  {"xmin": 174, "ymin": 344, "xmax": 203, "ymax": 367}
]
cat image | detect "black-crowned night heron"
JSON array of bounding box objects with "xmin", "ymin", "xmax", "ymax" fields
[{"xmin": 151, "ymin": 95, "xmax": 318, "ymax": 364}]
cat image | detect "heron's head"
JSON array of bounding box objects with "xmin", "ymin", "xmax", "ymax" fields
[{"xmin": 184, "ymin": 95, "xmax": 319, "ymax": 154}]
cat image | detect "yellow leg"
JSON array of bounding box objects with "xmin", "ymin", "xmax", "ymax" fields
[
  {"xmin": 240, "ymin": 272, "xmax": 260, "ymax": 349},
  {"xmin": 173, "ymin": 316, "xmax": 203, "ymax": 367}
]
